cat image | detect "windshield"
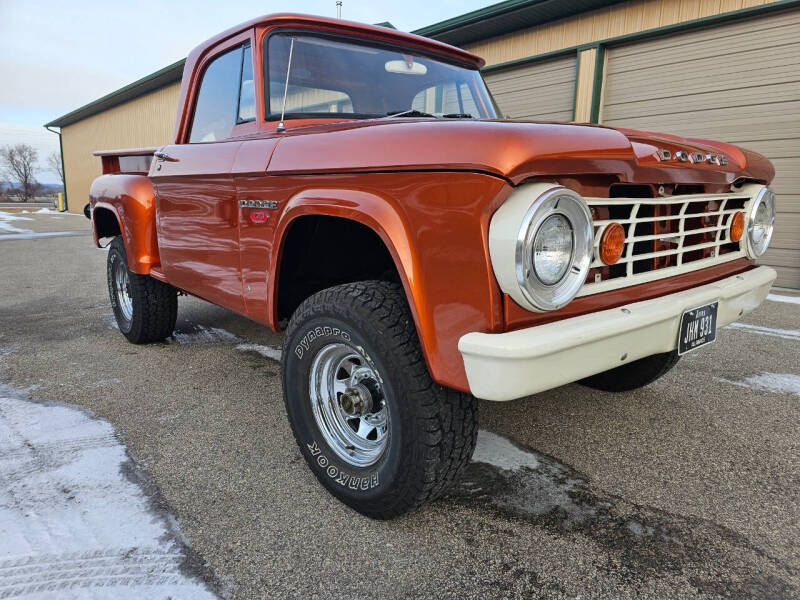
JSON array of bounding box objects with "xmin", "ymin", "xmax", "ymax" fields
[{"xmin": 266, "ymin": 33, "xmax": 498, "ymax": 120}]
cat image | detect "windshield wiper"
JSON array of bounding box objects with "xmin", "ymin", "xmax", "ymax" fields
[
  {"xmin": 384, "ymin": 109, "xmax": 438, "ymax": 119},
  {"xmin": 442, "ymin": 113, "xmax": 474, "ymax": 119}
]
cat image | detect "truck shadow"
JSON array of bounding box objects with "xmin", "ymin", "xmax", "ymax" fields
[{"xmin": 447, "ymin": 429, "xmax": 796, "ymax": 599}]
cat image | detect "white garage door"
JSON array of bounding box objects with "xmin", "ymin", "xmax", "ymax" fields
[
  {"xmin": 601, "ymin": 8, "xmax": 800, "ymax": 288},
  {"xmin": 484, "ymin": 54, "xmax": 576, "ymax": 121}
]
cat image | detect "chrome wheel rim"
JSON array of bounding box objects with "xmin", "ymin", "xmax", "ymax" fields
[
  {"xmin": 114, "ymin": 259, "xmax": 133, "ymax": 322},
  {"xmin": 309, "ymin": 342, "xmax": 389, "ymax": 467}
]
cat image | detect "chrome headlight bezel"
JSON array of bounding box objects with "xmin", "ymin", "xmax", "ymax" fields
[
  {"xmin": 746, "ymin": 186, "xmax": 776, "ymax": 258},
  {"xmin": 489, "ymin": 183, "xmax": 593, "ymax": 313}
]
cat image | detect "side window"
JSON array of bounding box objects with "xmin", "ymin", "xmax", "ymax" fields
[
  {"xmin": 238, "ymin": 45, "xmax": 255, "ymax": 122},
  {"xmin": 189, "ymin": 45, "xmax": 252, "ymax": 143},
  {"xmin": 412, "ymin": 82, "xmax": 480, "ymax": 117}
]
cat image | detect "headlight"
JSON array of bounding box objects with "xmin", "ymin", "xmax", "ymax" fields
[
  {"xmin": 746, "ymin": 187, "xmax": 775, "ymax": 258},
  {"xmin": 532, "ymin": 214, "xmax": 573, "ymax": 285},
  {"xmin": 489, "ymin": 183, "xmax": 593, "ymax": 312}
]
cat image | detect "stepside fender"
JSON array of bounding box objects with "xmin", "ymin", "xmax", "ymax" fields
[
  {"xmin": 89, "ymin": 174, "xmax": 160, "ymax": 274},
  {"xmin": 268, "ymin": 187, "xmax": 437, "ymax": 372}
]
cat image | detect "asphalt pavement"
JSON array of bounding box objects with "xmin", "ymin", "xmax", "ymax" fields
[{"xmin": 0, "ymin": 212, "xmax": 798, "ymax": 599}]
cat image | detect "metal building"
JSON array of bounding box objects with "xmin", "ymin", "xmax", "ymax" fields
[{"xmin": 45, "ymin": 0, "xmax": 800, "ymax": 287}]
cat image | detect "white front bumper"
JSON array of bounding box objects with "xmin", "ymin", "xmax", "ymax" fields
[{"xmin": 458, "ymin": 266, "xmax": 776, "ymax": 401}]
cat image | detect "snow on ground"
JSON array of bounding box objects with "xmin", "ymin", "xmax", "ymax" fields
[
  {"xmin": 724, "ymin": 322, "xmax": 800, "ymax": 341},
  {"xmin": 0, "ymin": 211, "xmax": 33, "ymax": 235},
  {"xmin": 169, "ymin": 325, "xmax": 239, "ymax": 345},
  {"xmin": 235, "ymin": 343, "xmax": 282, "ymax": 362},
  {"xmin": 767, "ymin": 293, "xmax": 800, "ymax": 305},
  {"xmin": 0, "ymin": 380, "xmax": 218, "ymax": 599},
  {"xmin": 471, "ymin": 429, "xmax": 540, "ymax": 471},
  {"xmin": 716, "ymin": 373, "xmax": 800, "ymax": 397},
  {"xmin": 0, "ymin": 231, "xmax": 88, "ymax": 241}
]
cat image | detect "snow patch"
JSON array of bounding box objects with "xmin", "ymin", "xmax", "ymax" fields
[
  {"xmin": 0, "ymin": 383, "xmax": 217, "ymax": 599},
  {"xmin": 767, "ymin": 293, "xmax": 800, "ymax": 306},
  {"xmin": 170, "ymin": 325, "xmax": 239, "ymax": 345},
  {"xmin": 717, "ymin": 372, "xmax": 800, "ymax": 397},
  {"xmin": 0, "ymin": 230, "xmax": 88, "ymax": 241},
  {"xmin": 235, "ymin": 343, "xmax": 282, "ymax": 362},
  {"xmin": 724, "ymin": 322, "xmax": 800, "ymax": 341},
  {"xmin": 0, "ymin": 211, "xmax": 34, "ymax": 235},
  {"xmin": 472, "ymin": 429, "xmax": 540, "ymax": 471},
  {"xmin": 103, "ymin": 313, "xmax": 119, "ymax": 330}
]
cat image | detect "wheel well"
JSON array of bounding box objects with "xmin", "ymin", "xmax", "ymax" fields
[
  {"xmin": 277, "ymin": 216, "xmax": 400, "ymax": 323},
  {"xmin": 93, "ymin": 207, "xmax": 122, "ymax": 239}
]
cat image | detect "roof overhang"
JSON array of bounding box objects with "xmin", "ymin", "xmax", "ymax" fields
[{"xmin": 413, "ymin": 0, "xmax": 627, "ymax": 46}]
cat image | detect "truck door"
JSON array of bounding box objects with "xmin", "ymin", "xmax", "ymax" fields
[{"xmin": 150, "ymin": 43, "xmax": 255, "ymax": 314}]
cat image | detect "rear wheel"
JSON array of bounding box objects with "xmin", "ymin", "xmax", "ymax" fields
[
  {"xmin": 107, "ymin": 236, "xmax": 177, "ymax": 344},
  {"xmin": 282, "ymin": 281, "xmax": 477, "ymax": 519},
  {"xmin": 579, "ymin": 351, "xmax": 680, "ymax": 392}
]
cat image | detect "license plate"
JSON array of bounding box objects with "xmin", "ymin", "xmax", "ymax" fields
[{"xmin": 678, "ymin": 301, "xmax": 718, "ymax": 355}]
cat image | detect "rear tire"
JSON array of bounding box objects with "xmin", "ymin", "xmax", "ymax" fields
[
  {"xmin": 579, "ymin": 351, "xmax": 680, "ymax": 392},
  {"xmin": 107, "ymin": 236, "xmax": 177, "ymax": 344},
  {"xmin": 282, "ymin": 281, "xmax": 477, "ymax": 519}
]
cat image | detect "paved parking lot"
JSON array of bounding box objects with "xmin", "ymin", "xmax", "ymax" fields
[{"xmin": 1, "ymin": 212, "xmax": 798, "ymax": 599}]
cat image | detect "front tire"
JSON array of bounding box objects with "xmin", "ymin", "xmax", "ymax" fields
[
  {"xmin": 107, "ymin": 236, "xmax": 177, "ymax": 344},
  {"xmin": 282, "ymin": 281, "xmax": 477, "ymax": 519},
  {"xmin": 579, "ymin": 351, "xmax": 680, "ymax": 392}
]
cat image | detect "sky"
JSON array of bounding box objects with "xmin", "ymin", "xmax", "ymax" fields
[{"xmin": 0, "ymin": 0, "xmax": 489, "ymax": 184}]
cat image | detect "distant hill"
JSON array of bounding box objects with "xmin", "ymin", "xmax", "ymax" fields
[{"xmin": 1, "ymin": 181, "xmax": 64, "ymax": 194}]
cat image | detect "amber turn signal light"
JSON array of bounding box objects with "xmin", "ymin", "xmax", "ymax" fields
[
  {"xmin": 730, "ymin": 211, "xmax": 745, "ymax": 243},
  {"xmin": 599, "ymin": 222, "xmax": 625, "ymax": 265}
]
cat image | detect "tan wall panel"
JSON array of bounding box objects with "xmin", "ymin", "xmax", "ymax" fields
[
  {"xmin": 483, "ymin": 54, "xmax": 576, "ymax": 121},
  {"xmin": 573, "ymin": 48, "xmax": 597, "ymax": 123},
  {"xmin": 464, "ymin": 0, "xmax": 782, "ymax": 67},
  {"xmin": 61, "ymin": 83, "xmax": 181, "ymax": 213}
]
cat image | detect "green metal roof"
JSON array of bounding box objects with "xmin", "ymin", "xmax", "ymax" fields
[
  {"xmin": 44, "ymin": 59, "xmax": 185, "ymax": 128},
  {"xmin": 45, "ymin": 2, "xmax": 623, "ymax": 128},
  {"xmin": 413, "ymin": 0, "xmax": 626, "ymax": 45}
]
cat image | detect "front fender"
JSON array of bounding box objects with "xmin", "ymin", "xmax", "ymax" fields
[
  {"xmin": 90, "ymin": 174, "xmax": 159, "ymax": 274},
  {"xmin": 269, "ymin": 172, "xmax": 511, "ymax": 392}
]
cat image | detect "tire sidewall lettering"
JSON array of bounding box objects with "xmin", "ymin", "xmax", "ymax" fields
[
  {"xmin": 306, "ymin": 440, "xmax": 379, "ymax": 490},
  {"xmin": 294, "ymin": 326, "xmax": 351, "ymax": 360}
]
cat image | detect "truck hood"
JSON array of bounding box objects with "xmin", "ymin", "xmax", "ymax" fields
[{"xmin": 267, "ymin": 119, "xmax": 774, "ymax": 187}]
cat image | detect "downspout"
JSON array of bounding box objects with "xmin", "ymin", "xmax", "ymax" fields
[{"xmin": 45, "ymin": 125, "xmax": 68, "ymax": 211}]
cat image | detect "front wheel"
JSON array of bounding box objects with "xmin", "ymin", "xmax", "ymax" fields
[
  {"xmin": 107, "ymin": 236, "xmax": 177, "ymax": 344},
  {"xmin": 282, "ymin": 281, "xmax": 477, "ymax": 519}
]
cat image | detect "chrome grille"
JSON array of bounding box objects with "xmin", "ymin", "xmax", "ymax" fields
[{"xmin": 578, "ymin": 187, "xmax": 758, "ymax": 297}]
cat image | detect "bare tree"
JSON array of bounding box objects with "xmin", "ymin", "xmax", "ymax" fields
[
  {"xmin": 47, "ymin": 151, "xmax": 65, "ymax": 188},
  {"xmin": 0, "ymin": 144, "xmax": 41, "ymax": 201}
]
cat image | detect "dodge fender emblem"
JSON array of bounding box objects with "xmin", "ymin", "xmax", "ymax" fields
[{"xmin": 240, "ymin": 199, "xmax": 278, "ymax": 209}]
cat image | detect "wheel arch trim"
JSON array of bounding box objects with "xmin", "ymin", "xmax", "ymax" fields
[{"xmin": 269, "ymin": 190, "xmax": 432, "ymax": 375}]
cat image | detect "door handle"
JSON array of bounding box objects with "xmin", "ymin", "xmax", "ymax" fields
[{"xmin": 154, "ymin": 151, "xmax": 172, "ymax": 162}]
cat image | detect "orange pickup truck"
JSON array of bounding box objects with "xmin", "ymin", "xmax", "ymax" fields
[{"xmin": 89, "ymin": 13, "xmax": 777, "ymax": 518}]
